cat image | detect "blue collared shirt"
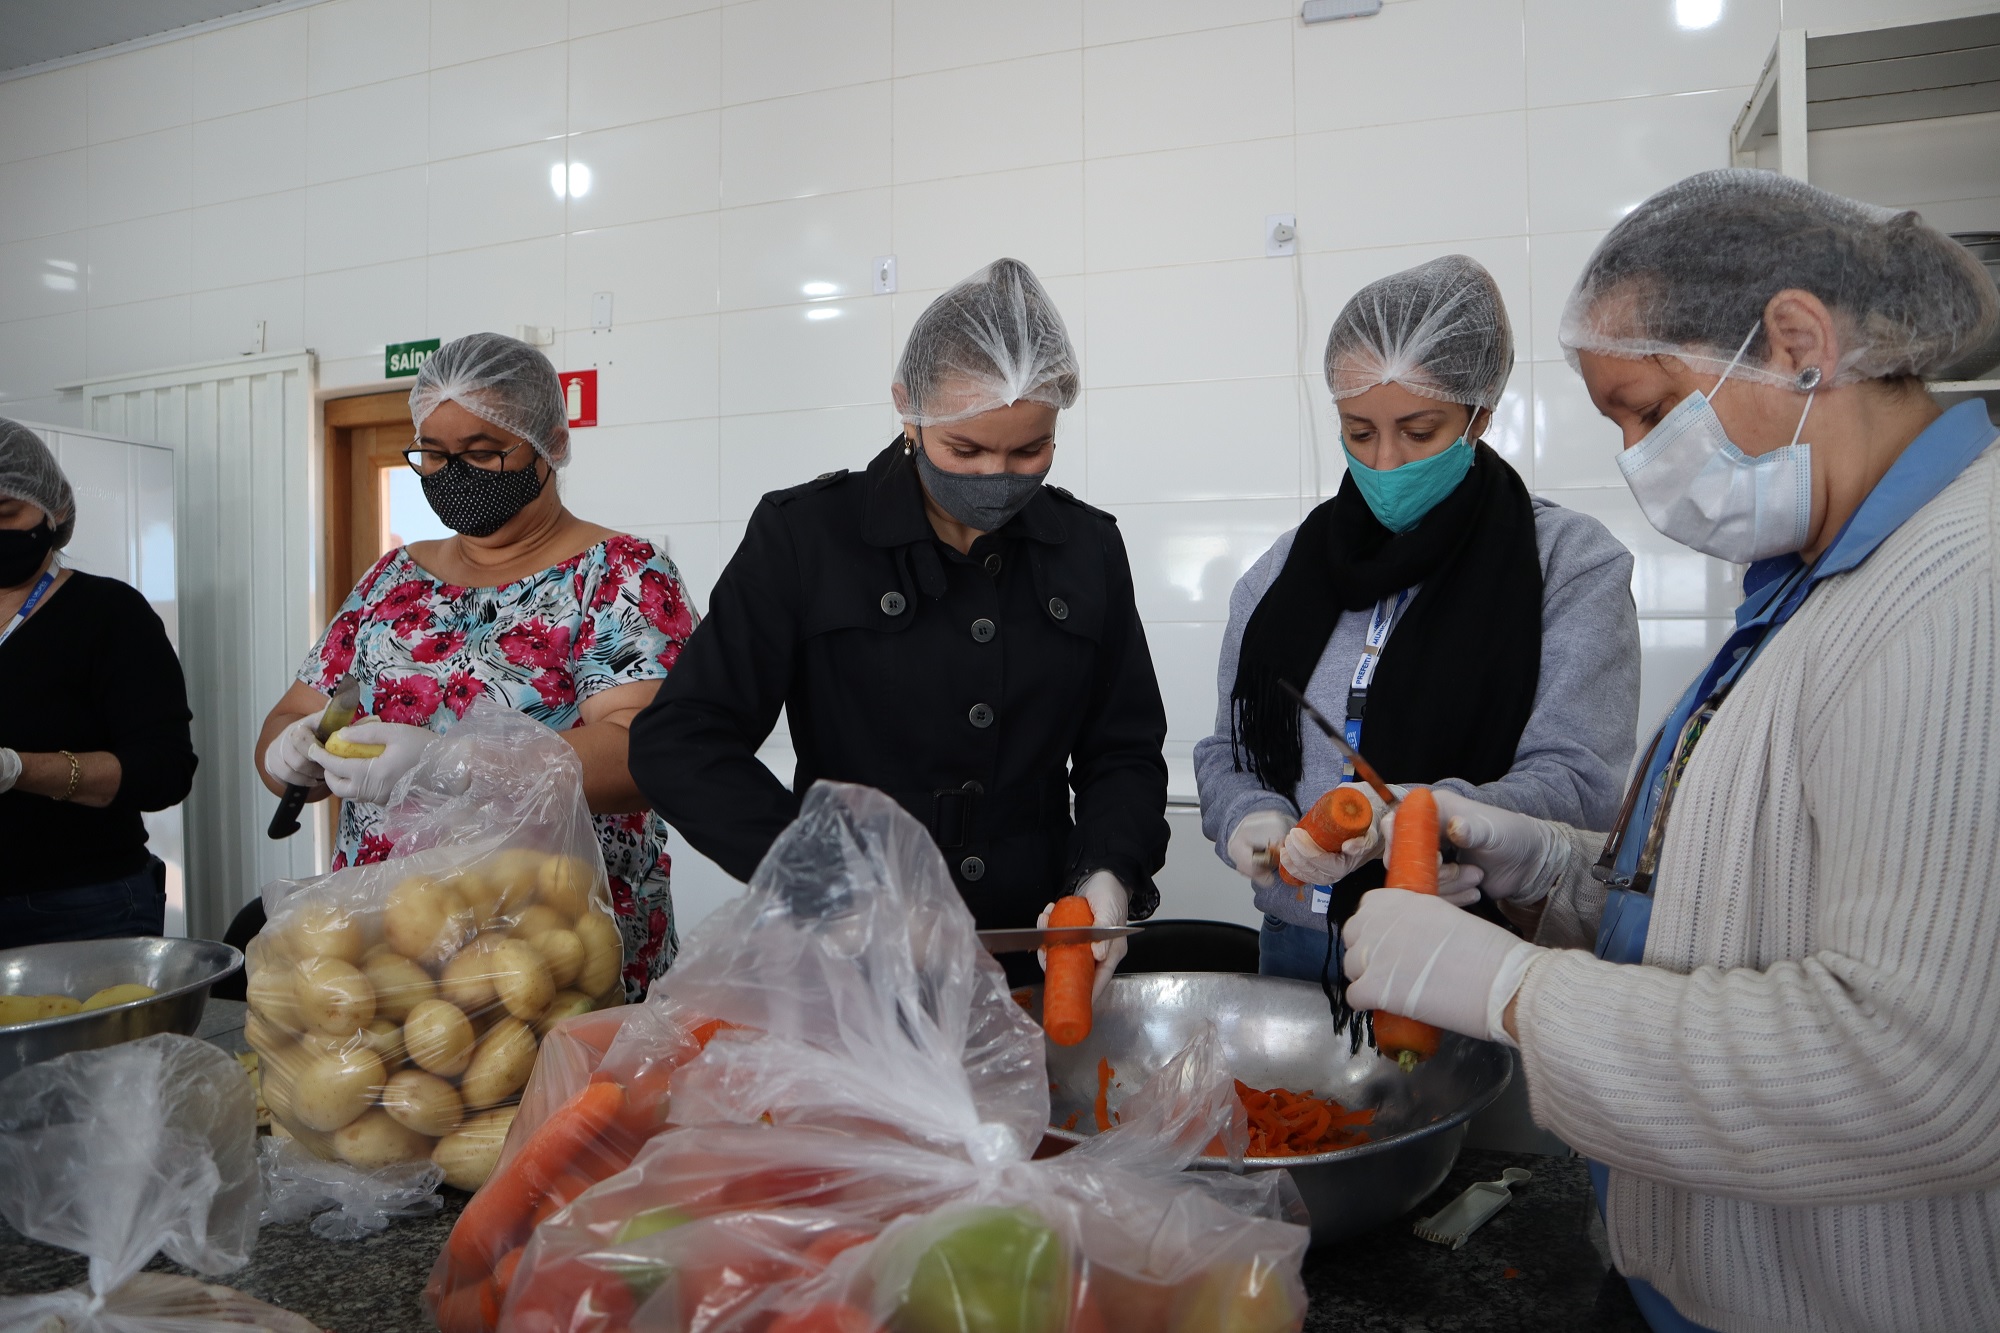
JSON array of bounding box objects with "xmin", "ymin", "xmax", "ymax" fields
[{"xmin": 1598, "ymin": 400, "xmax": 1999, "ymax": 961}]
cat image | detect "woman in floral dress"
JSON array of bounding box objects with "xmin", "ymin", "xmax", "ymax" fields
[{"xmin": 256, "ymin": 334, "xmax": 694, "ymax": 996}]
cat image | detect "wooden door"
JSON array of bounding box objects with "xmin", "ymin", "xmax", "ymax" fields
[{"xmin": 323, "ymin": 391, "xmax": 413, "ymax": 622}]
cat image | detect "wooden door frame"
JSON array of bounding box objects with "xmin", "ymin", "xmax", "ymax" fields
[{"xmin": 322, "ymin": 390, "xmax": 414, "ymax": 624}]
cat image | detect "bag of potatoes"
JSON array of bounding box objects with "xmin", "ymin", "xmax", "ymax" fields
[{"xmin": 246, "ymin": 702, "xmax": 626, "ymax": 1194}]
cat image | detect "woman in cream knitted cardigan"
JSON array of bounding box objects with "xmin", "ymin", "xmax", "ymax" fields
[{"xmin": 1340, "ymin": 171, "xmax": 2000, "ymax": 1333}]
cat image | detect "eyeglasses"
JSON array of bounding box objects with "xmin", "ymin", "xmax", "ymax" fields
[{"xmin": 402, "ymin": 442, "xmax": 529, "ymax": 475}]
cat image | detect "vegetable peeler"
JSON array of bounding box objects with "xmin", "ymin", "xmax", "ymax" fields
[{"xmin": 1412, "ymin": 1167, "xmax": 1532, "ymax": 1249}]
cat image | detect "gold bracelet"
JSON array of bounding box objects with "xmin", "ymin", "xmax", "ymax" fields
[{"xmin": 59, "ymin": 750, "xmax": 80, "ymax": 801}]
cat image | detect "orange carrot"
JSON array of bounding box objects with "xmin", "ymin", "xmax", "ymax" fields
[
  {"xmin": 447, "ymin": 1079, "xmax": 627, "ymax": 1271},
  {"xmin": 1280, "ymin": 787, "xmax": 1377, "ymax": 886},
  {"xmin": 1374, "ymin": 787, "xmax": 1443, "ymax": 1071},
  {"xmin": 1042, "ymin": 896, "xmax": 1097, "ymax": 1047},
  {"xmin": 1093, "ymin": 1056, "xmax": 1115, "ymax": 1133}
]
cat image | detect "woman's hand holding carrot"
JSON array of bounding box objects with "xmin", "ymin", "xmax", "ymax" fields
[{"xmin": 1277, "ymin": 783, "xmax": 1392, "ymax": 887}]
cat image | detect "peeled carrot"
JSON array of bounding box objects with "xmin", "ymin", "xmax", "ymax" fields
[
  {"xmin": 1279, "ymin": 786, "xmax": 1377, "ymax": 886},
  {"xmin": 1042, "ymin": 896, "xmax": 1097, "ymax": 1047},
  {"xmin": 1373, "ymin": 787, "xmax": 1443, "ymax": 1071},
  {"xmin": 1093, "ymin": 1057, "xmax": 1116, "ymax": 1133},
  {"xmin": 447, "ymin": 1079, "xmax": 627, "ymax": 1271}
]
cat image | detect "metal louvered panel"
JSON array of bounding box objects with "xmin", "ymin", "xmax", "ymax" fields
[{"xmin": 82, "ymin": 351, "xmax": 320, "ymax": 938}]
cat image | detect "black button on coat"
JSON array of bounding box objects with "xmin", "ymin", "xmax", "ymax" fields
[{"xmin": 629, "ymin": 441, "xmax": 1170, "ymax": 929}]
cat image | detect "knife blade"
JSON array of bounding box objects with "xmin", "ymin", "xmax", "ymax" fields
[
  {"xmin": 1278, "ymin": 678, "xmax": 1400, "ymax": 809},
  {"xmin": 977, "ymin": 925, "xmax": 1142, "ymax": 954},
  {"xmin": 267, "ymin": 672, "xmax": 361, "ymax": 840}
]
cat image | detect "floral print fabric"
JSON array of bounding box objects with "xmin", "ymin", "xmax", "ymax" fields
[{"xmin": 297, "ymin": 534, "xmax": 696, "ymax": 997}]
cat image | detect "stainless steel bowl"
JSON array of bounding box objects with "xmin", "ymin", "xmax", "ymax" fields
[
  {"xmin": 0, "ymin": 937, "xmax": 243, "ymax": 1083},
  {"xmin": 1030, "ymin": 973, "xmax": 1512, "ymax": 1245}
]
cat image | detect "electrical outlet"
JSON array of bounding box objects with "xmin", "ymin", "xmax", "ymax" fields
[
  {"xmin": 591, "ymin": 291, "xmax": 613, "ymax": 329},
  {"xmin": 872, "ymin": 255, "xmax": 898, "ymax": 295},
  {"xmin": 1265, "ymin": 214, "xmax": 1298, "ymax": 257},
  {"xmin": 516, "ymin": 324, "xmax": 556, "ymax": 346}
]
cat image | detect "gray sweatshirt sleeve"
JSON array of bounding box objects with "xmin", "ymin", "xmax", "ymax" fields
[
  {"xmin": 1430, "ymin": 501, "xmax": 1641, "ymax": 831},
  {"xmin": 1193, "ymin": 529, "xmax": 1302, "ymax": 862}
]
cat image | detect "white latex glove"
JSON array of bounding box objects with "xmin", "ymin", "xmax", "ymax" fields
[
  {"xmin": 263, "ymin": 710, "xmax": 326, "ymax": 788},
  {"xmin": 1341, "ymin": 888, "xmax": 1541, "ymax": 1046},
  {"xmin": 310, "ymin": 719, "xmax": 439, "ymax": 806},
  {"xmin": 1426, "ymin": 788, "xmax": 1570, "ymax": 905},
  {"xmin": 1037, "ymin": 870, "xmax": 1130, "ymax": 1003},
  {"xmin": 0, "ymin": 747, "xmax": 19, "ymax": 794},
  {"xmin": 1275, "ymin": 782, "xmax": 1397, "ymax": 888},
  {"xmin": 1225, "ymin": 808, "xmax": 1293, "ymax": 889}
]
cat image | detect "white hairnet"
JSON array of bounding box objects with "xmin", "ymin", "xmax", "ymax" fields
[
  {"xmin": 409, "ymin": 332, "xmax": 571, "ymax": 467},
  {"xmin": 895, "ymin": 258, "xmax": 1079, "ymax": 427},
  {"xmin": 1560, "ymin": 169, "xmax": 1999, "ymax": 388},
  {"xmin": 0, "ymin": 416, "xmax": 75, "ymax": 548},
  {"xmin": 1324, "ymin": 254, "xmax": 1514, "ymax": 411}
]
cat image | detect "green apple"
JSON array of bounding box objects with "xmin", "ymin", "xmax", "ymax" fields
[{"xmin": 891, "ymin": 1206, "xmax": 1069, "ymax": 1333}]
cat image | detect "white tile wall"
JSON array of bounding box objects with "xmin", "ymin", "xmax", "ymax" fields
[{"xmin": 0, "ymin": 0, "xmax": 1984, "ymax": 922}]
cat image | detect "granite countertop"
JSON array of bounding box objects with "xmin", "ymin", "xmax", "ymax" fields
[{"xmin": 0, "ymin": 1001, "xmax": 1647, "ymax": 1333}]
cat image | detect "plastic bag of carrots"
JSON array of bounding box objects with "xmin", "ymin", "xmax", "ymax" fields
[{"xmin": 432, "ymin": 782, "xmax": 1309, "ymax": 1333}]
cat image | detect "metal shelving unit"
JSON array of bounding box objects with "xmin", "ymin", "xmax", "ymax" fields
[{"xmin": 1731, "ymin": 11, "xmax": 2000, "ymax": 421}]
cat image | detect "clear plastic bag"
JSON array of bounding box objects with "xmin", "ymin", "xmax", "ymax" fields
[
  {"xmin": 245, "ymin": 702, "xmax": 626, "ymax": 1196},
  {"xmin": 258, "ymin": 1136, "xmax": 444, "ymax": 1240},
  {"xmin": 436, "ymin": 782, "xmax": 1309, "ymax": 1333},
  {"xmin": 0, "ymin": 1034, "xmax": 322, "ymax": 1333}
]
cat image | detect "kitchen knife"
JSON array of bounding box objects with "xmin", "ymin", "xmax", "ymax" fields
[
  {"xmin": 267, "ymin": 672, "xmax": 361, "ymax": 840},
  {"xmin": 976, "ymin": 925, "xmax": 1142, "ymax": 954},
  {"xmin": 1277, "ymin": 678, "xmax": 1401, "ymax": 810}
]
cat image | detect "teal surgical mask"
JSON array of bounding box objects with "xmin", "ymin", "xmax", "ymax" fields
[{"xmin": 1342, "ymin": 435, "xmax": 1475, "ymax": 533}]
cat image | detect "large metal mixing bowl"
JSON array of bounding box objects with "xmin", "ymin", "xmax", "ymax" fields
[
  {"xmin": 1030, "ymin": 973, "xmax": 1512, "ymax": 1245},
  {"xmin": 0, "ymin": 937, "xmax": 242, "ymax": 1083}
]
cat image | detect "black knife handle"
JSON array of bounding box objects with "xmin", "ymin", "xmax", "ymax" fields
[{"xmin": 267, "ymin": 783, "xmax": 310, "ymax": 839}]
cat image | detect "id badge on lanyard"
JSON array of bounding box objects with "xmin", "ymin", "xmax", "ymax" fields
[
  {"xmin": 1309, "ymin": 591, "xmax": 1408, "ymax": 917},
  {"xmin": 0, "ymin": 570, "xmax": 55, "ymax": 652}
]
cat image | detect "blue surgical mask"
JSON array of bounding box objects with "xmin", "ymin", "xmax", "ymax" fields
[{"xmin": 1342, "ymin": 435, "xmax": 1475, "ymax": 533}]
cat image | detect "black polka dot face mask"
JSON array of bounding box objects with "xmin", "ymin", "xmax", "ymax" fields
[{"xmin": 420, "ymin": 453, "xmax": 546, "ymax": 537}]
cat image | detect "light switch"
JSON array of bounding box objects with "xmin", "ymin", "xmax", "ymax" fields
[
  {"xmin": 516, "ymin": 324, "xmax": 555, "ymax": 346},
  {"xmin": 1265, "ymin": 214, "xmax": 1298, "ymax": 257},
  {"xmin": 872, "ymin": 256, "xmax": 897, "ymax": 295},
  {"xmin": 592, "ymin": 291, "xmax": 614, "ymax": 329}
]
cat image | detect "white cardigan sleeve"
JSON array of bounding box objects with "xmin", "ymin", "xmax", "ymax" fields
[{"xmin": 1513, "ymin": 571, "xmax": 2000, "ymax": 1207}]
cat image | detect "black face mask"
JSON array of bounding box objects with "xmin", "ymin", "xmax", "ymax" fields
[
  {"xmin": 420, "ymin": 456, "xmax": 545, "ymax": 538},
  {"xmin": 0, "ymin": 521, "xmax": 56, "ymax": 588}
]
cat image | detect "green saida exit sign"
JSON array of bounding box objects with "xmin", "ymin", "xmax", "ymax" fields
[{"xmin": 386, "ymin": 337, "xmax": 441, "ymax": 378}]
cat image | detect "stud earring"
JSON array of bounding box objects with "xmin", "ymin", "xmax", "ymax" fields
[{"xmin": 1795, "ymin": 366, "xmax": 1823, "ymax": 392}]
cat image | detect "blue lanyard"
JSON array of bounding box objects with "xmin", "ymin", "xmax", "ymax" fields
[
  {"xmin": 1340, "ymin": 589, "xmax": 1410, "ymax": 782},
  {"xmin": 0, "ymin": 571, "xmax": 55, "ymax": 651}
]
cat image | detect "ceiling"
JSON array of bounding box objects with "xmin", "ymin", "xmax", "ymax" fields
[{"xmin": 0, "ymin": 0, "xmax": 301, "ymax": 74}]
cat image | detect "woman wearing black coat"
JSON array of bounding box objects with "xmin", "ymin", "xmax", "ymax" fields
[{"xmin": 630, "ymin": 259, "xmax": 1169, "ymax": 992}]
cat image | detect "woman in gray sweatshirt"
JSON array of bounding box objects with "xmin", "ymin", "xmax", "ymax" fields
[{"xmin": 1192, "ymin": 255, "xmax": 1640, "ymax": 1005}]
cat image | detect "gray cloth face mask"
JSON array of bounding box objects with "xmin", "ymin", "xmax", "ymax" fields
[{"xmin": 911, "ymin": 439, "xmax": 1050, "ymax": 533}]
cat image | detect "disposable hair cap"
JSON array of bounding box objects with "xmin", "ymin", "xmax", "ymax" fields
[
  {"xmin": 0, "ymin": 416, "xmax": 76, "ymax": 548},
  {"xmin": 1560, "ymin": 168, "xmax": 1998, "ymax": 388},
  {"xmin": 895, "ymin": 258, "xmax": 1080, "ymax": 427},
  {"xmin": 409, "ymin": 332, "xmax": 571, "ymax": 467},
  {"xmin": 1325, "ymin": 254, "xmax": 1515, "ymax": 411}
]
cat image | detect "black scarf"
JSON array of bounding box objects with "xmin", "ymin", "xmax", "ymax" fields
[{"xmin": 1230, "ymin": 441, "xmax": 1543, "ymax": 923}]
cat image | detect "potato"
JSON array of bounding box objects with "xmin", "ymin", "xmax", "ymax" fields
[
  {"xmin": 333, "ymin": 1109, "xmax": 434, "ymax": 1169},
  {"xmin": 243, "ymin": 1009, "xmax": 293, "ymax": 1058},
  {"xmin": 441, "ymin": 935, "xmax": 510, "ymax": 1013},
  {"xmin": 403, "ymin": 999, "xmax": 476, "ymax": 1078},
  {"xmin": 510, "ymin": 904, "xmax": 564, "ymax": 942},
  {"xmin": 459, "ymin": 1018, "xmax": 537, "ymax": 1109},
  {"xmin": 573, "ymin": 909, "xmax": 623, "ymax": 1000},
  {"xmin": 79, "ymin": 983, "xmax": 158, "ymax": 1012},
  {"xmin": 34, "ymin": 995, "xmax": 83, "ymax": 1019},
  {"xmin": 533, "ymin": 929, "xmax": 584, "ymax": 990},
  {"xmin": 246, "ymin": 966, "xmax": 302, "ymax": 1031},
  {"xmin": 536, "ymin": 855, "xmax": 596, "ymax": 920},
  {"xmin": 290, "ymin": 1048, "xmax": 385, "ymax": 1132},
  {"xmin": 432, "ymin": 1106, "xmax": 517, "ymax": 1191},
  {"xmin": 323, "ymin": 729, "xmax": 386, "ymax": 760},
  {"xmin": 294, "ymin": 958, "xmax": 376, "ymax": 1034},
  {"xmin": 361, "ymin": 951, "xmax": 436, "ymax": 1022},
  {"xmin": 380, "ymin": 1068, "xmax": 465, "ymax": 1137},
  {"xmin": 0, "ymin": 995, "xmax": 42, "ymax": 1026},
  {"xmin": 534, "ymin": 990, "xmax": 596, "ymax": 1037},
  {"xmin": 362, "ymin": 1018, "xmax": 406, "ymax": 1066},
  {"xmin": 382, "ymin": 876, "xmax": 475, "ymax": 966},
  {"xmin": 285, "ymin": 900, "xmax": 367, "ymax": 964},
  {"xmin": 489, "ymin": 938, "xmax": 556, "ymax": 1022},
  {"xmin": 469, "ymin": 850, "xmax": 543, "ymax": 924}
]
